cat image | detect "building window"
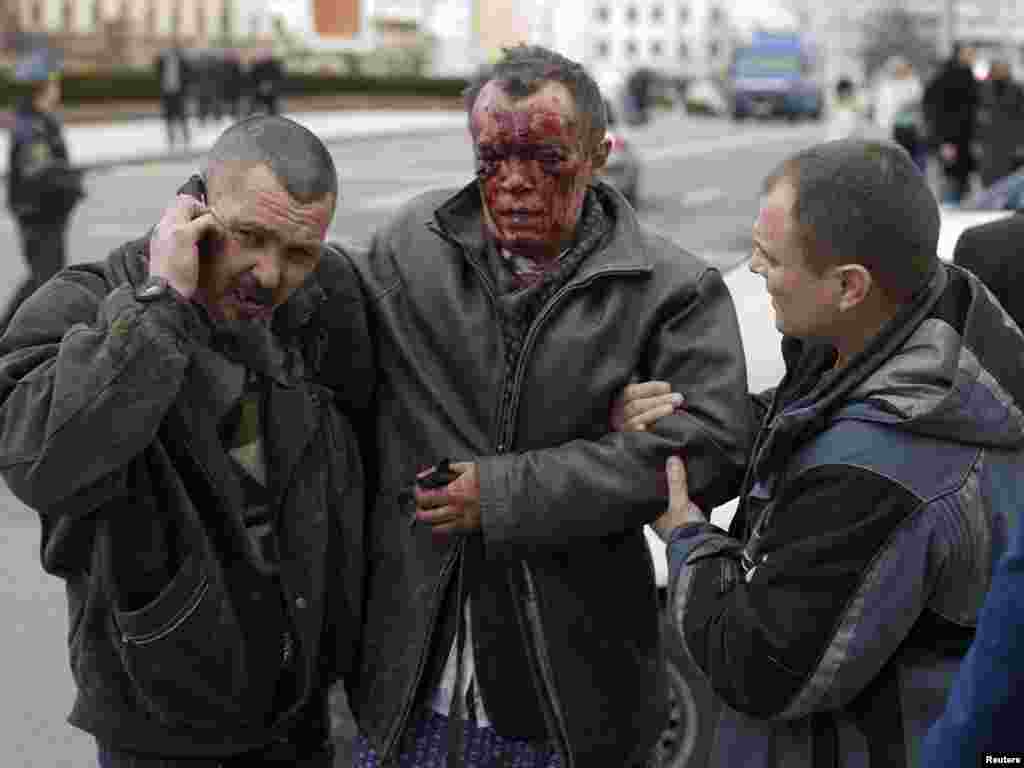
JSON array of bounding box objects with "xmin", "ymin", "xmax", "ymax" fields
[
  {"xmin": 196, "ymin": 5, "xmax": 206, "ymax": 37},
  {"xmin": 709, "ymin": 40, "xmax": 721, "ymax": 58},
  {"xmin": 709, "ymin": 6, "xmax": 723, "ymax": 25},
  {"xmin": 626, "ymin": 5, "xmax": 638, "ymax": 24},
  {"xmin": 678, "ymin": 41, "xmax": 689, "ymax": 61},
  {"xmin": 652, "ymin": 4, "xmax": 664, "ymax": 22},
  {"xmin": 595, "ymin": 5, "xmax": 610, "ymax": 23},
  {"xmin": 33, "ymin": 1, "xmax": 43, "ymax": 25},
  {"xmin": 595, "ymin": 40, "xmax": 610, "ymax": 58},
  {"xmin": 650, "ymin": 40, "xmax": 663, "ymax": 57},
  {"xmin": 679, "ymin": 4, "xmax": 690, "ymax": 24},
  {"xmin": 92, "ymin": 0, "xmax": 101, "ymax": 26},
  {"xmin": 626, "ymin": 39, "xmax": 638, "ymax": 57}
]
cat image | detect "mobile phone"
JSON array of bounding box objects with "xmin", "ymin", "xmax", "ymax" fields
[
  {"xmin": 176, "ymin": 174, "xmax": 216, "ymax": 259},
  {"xmin": 177, "ymin": 174, "xmax": 207, "ymax": 204}
]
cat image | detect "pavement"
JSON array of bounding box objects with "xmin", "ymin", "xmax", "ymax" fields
[{"xmin": 0, "ymin": 108, "xmax": 468, "ymax": 176}]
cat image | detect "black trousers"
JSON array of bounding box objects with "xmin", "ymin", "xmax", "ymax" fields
[{"xmin": 1, "ymin": 213, "xmax": 68, "ymax": 335}]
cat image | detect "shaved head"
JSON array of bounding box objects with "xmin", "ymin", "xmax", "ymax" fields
[{"xmin": 203, "ymin": 115, "xmax": 338, "ymax": 206}]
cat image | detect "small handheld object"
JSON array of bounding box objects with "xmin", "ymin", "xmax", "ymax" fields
[
  {"xmin": 177, "ymin": 174, "xmax": 215, "ymax": 260},
  {"xmin": 405, "ymin": 459, "xmax": 459, "ymax": 529}
]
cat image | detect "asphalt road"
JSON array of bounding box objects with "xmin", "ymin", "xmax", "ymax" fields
[{"xmin": 0, "ymin": 112, "xmax": 824, "ymax": 767}]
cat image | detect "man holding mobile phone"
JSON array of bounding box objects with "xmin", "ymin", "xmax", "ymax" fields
[{"xmin": 0, "ymin": 116, "xmax": 373, "ymax": 766}]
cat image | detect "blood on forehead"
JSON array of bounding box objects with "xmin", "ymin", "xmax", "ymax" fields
[{"xmin": 471, "ymin": 81, "xmax": 579, "ymax": 144}]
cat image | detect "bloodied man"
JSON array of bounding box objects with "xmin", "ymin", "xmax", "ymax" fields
[{"xmin": 340, "ymin": 45, "xmax": 754, "ymax": 767}]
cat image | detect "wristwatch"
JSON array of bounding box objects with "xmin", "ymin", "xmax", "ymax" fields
[{"xmin": 135, "ymin": 276, "xmax": 177, "ymax": 303}]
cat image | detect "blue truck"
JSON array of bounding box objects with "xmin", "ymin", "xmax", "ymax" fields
[{"xmin": 728, "ymin": 31, "xmax": 824, "ymax": 121}]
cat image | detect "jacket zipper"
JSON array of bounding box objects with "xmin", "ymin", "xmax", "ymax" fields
[
  {"xmin": 382, "ymin": 545, "xmax": 461, "ymax": 763},
  {"xmin": 381, "ymin": 225, "xmax": 504, "ymax": 765},
  {"xmin": 420, "ymin": 224, "xmax": 646, "ymax": 767},
  {"xmin": 495, "ymin": 267, "xmax": 648, "ymax": 768}
]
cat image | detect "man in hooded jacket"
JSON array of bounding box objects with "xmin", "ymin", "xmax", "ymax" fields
[{"xmin": 634, "ymin": 139, "xmax": 1018, "ymax": 766}]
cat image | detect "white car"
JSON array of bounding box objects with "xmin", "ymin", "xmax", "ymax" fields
[{"xmin": 645, "ymin": 205, "xmax": 1004, "ymax": 766}]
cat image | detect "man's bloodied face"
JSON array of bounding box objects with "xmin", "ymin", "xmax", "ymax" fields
[
  {"xmin": 470, "ymin": 80, "xmax": 609, "ymax": 262},
  {"xmin": 199, "ymin": 163, "xmax": 333, "ymax": 325}
]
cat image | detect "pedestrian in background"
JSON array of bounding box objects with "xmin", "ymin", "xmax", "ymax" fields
[
  {"xmin": 874, "ymin": 56, "xmax": 926, "ymax": 172},
  {"xmin": 0, "ymin": 116, "xmax": 372, "ymax": 767},
  {"xmin": 975, "ymin": 59, "xmax": 1024, "ymax": 188},
  {"xmin": 155, "ymin": 41, "xmax": 192, "ymax": 149},
  {"xmin": 825, "ymin": 77, "xmax": 868, "ymax": 141},
  {"xmin": 343, "ymin": 43, "xmax": 753, "ymax": 768},
  {"xmin": 249, "ymin": 51, "xmax": 284, "ymax": 117},
  {"xmin": 924, "ymin": 42, "xmax": 980, "ymax": 204},
  {"xmin": 222, "ymin": 50, "xmax": 245, "ymax": 121},
  {"xmin": 3, "ymin": 47, "xmax": 84, "ymax": 337},
  {"xmin": 628, "ymin": 139, "xmax": 1019, "ymax": 767}
]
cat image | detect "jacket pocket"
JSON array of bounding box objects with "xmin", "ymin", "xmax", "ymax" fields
[{"xmin": 112, "ymin": 549, "xmax": 251, "ymax": 729}]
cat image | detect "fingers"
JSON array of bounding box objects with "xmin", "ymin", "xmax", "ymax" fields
[
  {"xmin": 622, "ymin": 381, "xmax": 672, "ymax": 401},
  {"xmin": 666, "ymin": 455, "xmax": 689, "ymax": 516},
  {"xmin": 182, "ymin": 211, "xmax": 218, "ymax": 243},
  {"xmin": 619, "ymin": 392, "xmax": 684, "ymax": 432},
  {"xmin": 623, "ymin": 402, "xmax": 678, "ymax": 432}
]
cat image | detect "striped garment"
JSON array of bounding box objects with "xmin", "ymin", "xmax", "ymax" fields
[{"xmin": 354, "ymin": 710, "xmax": 562, "ymax": 768}]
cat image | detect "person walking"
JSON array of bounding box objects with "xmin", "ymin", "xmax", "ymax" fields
[
  {"xmin": 341, "ymin": 44, "xmax": 754, "ymax": 768},
  {"xmin": 3, "ymin": 47, "xmax": 84, "ymax": 337},
  {"xmin": 155, "ymin": 41, "xmax": 192, "ymax": 149},
  {"xmin": 825, "ymin": 76, "xmax": 868, "ymax": 141},
  {"xmin": 0, "ymin": 116, "xmax": 372, "ymax": 767},
  {"xmin": 924, "ymin": 43, "xmax": 980, "ymax": 204},
  {"xmin": 974, "ymin": 59, "xmax": 1024, "ymax": 188},
  {"xmin": 874, "ymin": 56, "xmax": 926, "ymax": 172}
]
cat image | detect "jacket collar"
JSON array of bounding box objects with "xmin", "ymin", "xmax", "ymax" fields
[
  {"xmin": 114, "ymin": 238, "xmax": 326, "ymax": 508},
  {"xmin": 431, "ymin": 180, "xmax": 654, "ymax": 279},
  {"xmin": 753, "ymin": 265, "xmax": 950, "ymax": 480}
]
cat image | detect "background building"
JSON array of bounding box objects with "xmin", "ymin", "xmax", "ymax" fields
[{"xmin": 1, "ymin": 0, "xmax": 231, "ymax": 69}]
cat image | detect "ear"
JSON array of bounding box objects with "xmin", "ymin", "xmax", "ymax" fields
[
  {"xmin": 834, "ymin": 264, "xmax": 873, "ymax": 312},
  {"xmin": 590, "ymin": 137, "xmax": 611, "ymax": 172}
]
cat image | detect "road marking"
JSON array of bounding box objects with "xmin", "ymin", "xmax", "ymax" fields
[
  {"xmin": 681, "ymin": 187, "xmax": 725, "ymax": 207},
  {"xmin": 644, "ymin": 125, "xmax": 823, "ymax": 163}
]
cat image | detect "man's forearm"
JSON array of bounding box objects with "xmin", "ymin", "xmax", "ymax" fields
[{"xmin": 0, "ymin": 281, "xmax": 200, "ymax": 514}]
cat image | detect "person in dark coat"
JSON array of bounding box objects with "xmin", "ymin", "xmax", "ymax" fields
[
  {"xmin": 3, "ymin": 47, "xmax": 84, "ymax": 337},
  {"xmin": 344, "ymin": 44, "xmax": 753, "ymax": 768},
  {"xmin": 155, "ymin": 43, "xmax": 192, "ymax": 148},
  {"xmin": 0, "ymin": 116, "xmax": 372, "ymax": 767},
  {"xmin": 975, "ymin": 59, "xmax": 1024, "ymax": 187},
  {"xmin": 634, "ymin": 139, "xmax": 1019, "ymax": 767},
  {"xmin": 952, "ymin": 212, "xmax": 1024, "ymax": 330},
  {"xmin": 924, "ymin": 43, "xmax": 980, "ymax": 203},
  {"xmin": 222, "ymin": 51, "xmax": 245, "ymax": 121},
  {"xmin": 249, "ymin": 52, "xmax": 284, "ymax": 116}
]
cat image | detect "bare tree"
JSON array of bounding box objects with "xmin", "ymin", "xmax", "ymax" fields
[{"xmin": 859, "ymin": 3, "xmax": 939, "ymax": 81}]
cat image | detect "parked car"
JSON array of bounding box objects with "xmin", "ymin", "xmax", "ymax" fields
[{"xmin": 599, "ymin": 99, "xmax": 641, "ymax": 206}]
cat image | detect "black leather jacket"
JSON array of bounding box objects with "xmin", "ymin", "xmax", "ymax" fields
[
  {"xmin": 0, "ymin": 240, "xmax": 371, "ymax": 757},
  {"xmin": 341, "ymin": 182, "xmax": 754, "ymax": 767}
]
